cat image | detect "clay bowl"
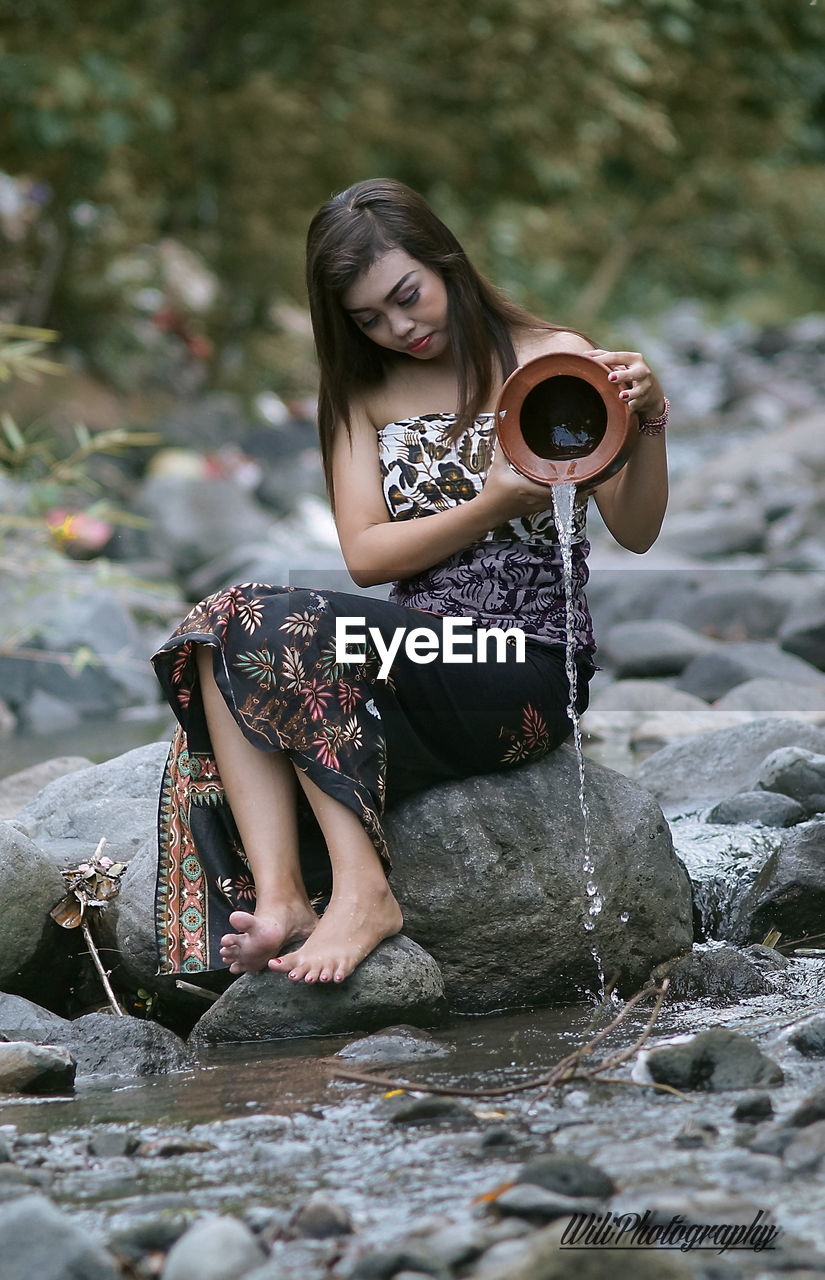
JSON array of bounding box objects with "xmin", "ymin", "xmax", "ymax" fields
[{"xmin": 495, "ymin": 352, "xmax": 638, "ymax": 489}]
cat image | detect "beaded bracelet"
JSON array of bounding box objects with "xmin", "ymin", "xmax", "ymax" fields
[{"xmin": 638, "ymin": 397, "xmax": 669, "ymax": 436}]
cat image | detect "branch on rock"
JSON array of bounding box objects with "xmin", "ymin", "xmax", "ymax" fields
[{"xmin": 49, "ymin": 837, "xmax": 127, "ymax": 1016}]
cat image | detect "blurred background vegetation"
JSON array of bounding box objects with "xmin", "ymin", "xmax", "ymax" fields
[{"xmin": 1, "ymin": 0, "xmax": 823, "ymax": 400}]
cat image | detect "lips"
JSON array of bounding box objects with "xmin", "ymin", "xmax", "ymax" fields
[{"xmin": 407, "ymin": 334, "xmax": 433, "ymax": 354}]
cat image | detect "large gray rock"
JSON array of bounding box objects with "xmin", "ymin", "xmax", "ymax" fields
[
  {"xmin": 0, "ymin": 757, "xmax": 90, "ymax": 820},
  {"xmin": 0, "ymin": 1194, "xmax": 120, "ymax": 1279},
  {"xmin": 714, "ymin": 677, "xmax": 825, "ymax": 714},
  {"xmin": 386, "ymin": 746, "xmax": 693, "ymax": 1012},
  {"xmin": 0, "ymin": 993, "xmax": 71, "ymax": 1041},
  {"xmin": 671, "ymin": 582, "xmax": 786, "ymax": 642},
  {"xmin": 0, "ymin": 1001, "xmax": 189, "ymax": 1077},
  {"xmin": 636, "ymin": 718, "xmax": 825, "ymax": 817},
  {"xmin": 0, "ymin": 588, "xmax": 158, "ymax": 717},
  {"xmin": 192, "ymin": 935, "xmax": 446, "ymax": 1043},
  {"xmin": 586, "ymin": 567, "xmax": 701, "ymax": 635},
  {"xmin": 705, "ymin": 790, "xmax": 805, "ymax": 828},
  {"xmin": 50, "ymin": 1012, "xmax": 191, "ymax": 1078},
  {"xmin": 139, "ymin": 474, "xmax": 275, "ymax": 576},
  {"xmin": 96, "ymin": 833, "xmax": 159, "ymax": 988},
  {"xmin": 12, "ymin": 741, "xmax": 169, "ymax": 868},
  {"xmin": 0, "ymin": 1042, "xmax": 76, "ymax": 1094},
  {"xmin": 779, "ymin": 584, "xmax": 825, "ymax": 670},
  {"xmin": 0, "ymin": 822, "xmax": 67, "ymax": 990},
  {"xmin": 656, "ymin": 508, "xmax": 767, "ymax": 560},
  {"xmin": 599, "ymin": 619, "xmax": 717, "ymax": 678},
  {"xmin": 729, "ymin": 819, "xmax": 825, "ymax": 945},
  {"xmin": 676, "ymin": 642, "xmax": 825, "ymax": 703},
  {"xmin": 754, "ymin": 746, "xmax": 825, "ymax": 816}
]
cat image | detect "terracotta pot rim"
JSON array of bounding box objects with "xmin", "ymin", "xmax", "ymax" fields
[{"xmin": 495, "ymin": 352, "xmax": 638, "ymax": 487}]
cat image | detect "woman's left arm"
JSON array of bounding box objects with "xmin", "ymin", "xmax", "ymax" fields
[{"xmin": 586, "ymin": 349, "xmax": 669, "ymax": 554}]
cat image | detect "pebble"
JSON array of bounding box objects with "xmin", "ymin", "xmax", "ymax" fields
[
  {"xmin": 789, "ymin": 1015, "xmax": 825, "ymax": 1058},
  {"xmin": 782, "ymin": 1120, "xmax": 825, "ymax": 1174},
  {"xmin": 384, "ymin": 1096, "xmax": 478, "ymax": 1128},
  {"xmin": 732, "ymin": 1094, "xmax": 775, "ymax": 1122},
  {"xmin": 289, "ymin": 1191, "xmax": 353, "ymax": 1239},
  {"xmin": 161, "ymin": 1214, "xmax": 266, "ymax": 1280},
  {"xmin": 516, "ymin": 1152, "xmax": 616, "ymax": 1199}
]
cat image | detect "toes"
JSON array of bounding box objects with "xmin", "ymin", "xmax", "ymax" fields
[
  {"xmin": 276, "ymin": 949, "xmax": 299, "ymax": 966},
  {"xmin": 228, "ymin": 910, "xmax": 255, "ymax": 931}
]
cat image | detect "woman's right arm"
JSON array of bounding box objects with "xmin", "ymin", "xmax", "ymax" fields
[{"xmin": 332, "ymin": 406, "xmax": 550, "ymax": 588}]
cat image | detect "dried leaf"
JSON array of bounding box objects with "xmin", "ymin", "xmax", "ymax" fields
[{"xmin": 50, "ymin": 895, "xmax": 84, "ymax": 929}]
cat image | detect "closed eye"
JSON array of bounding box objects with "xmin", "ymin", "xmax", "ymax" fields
[{"xmin": 398, "ymin": 289, "xmax": 420, "ymax": 307}]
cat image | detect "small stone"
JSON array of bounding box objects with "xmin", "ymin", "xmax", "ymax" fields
[
  {"xmin": 161, "ymin": 1214, "xmax": 265, "ymax": 1280},
  {"xmin": 646, "ymin": 1028, "xmax": 783, "ymax": 1092},
  {"xmin": 289, "ymin": 1191, "xmax": 353, "ymax": 1239},
  {"xmin": 0, "ymin": 1042, "xmax": 76, "ymax": 1095},
  {"xmin": 414, "ymin": 1222, "xmax": 486, "ymax": 1268},
  {"xmin": 88, "ymin": 1130, "xmax": 139, "ymax": 1158},
  {"xmin": 385, "ymin": 1096, "xmax": 477, "ymax": 1128},
  {"xmin": 741, "ymin": 944, "xmax": 790, "ymax": 971},
  {"xmin": 789, "ymin": 1015, "xmax": 825, "ymax": 1058},
  {"xmin": 135, "ymin": 1135, "xmax": 214, "ymax": 1158},
  {"xmin": 782, "ymin": 1119, "xmax": 825, "ymax": 1173},
  {"xmin": 337, "ymin": 1025, "xmax": 452, "ymax": 1065},
  {"xmin": 733, "ymin": 1094, "xmax": 774, "ymax": 1122},
  {"xmin": 786, "ymin": 1087, "xmax": 825, "ymax": 1129},
  {"xmin": 345, "ymin": 1248, "xmax": 445, "ymax": 1279},
  {"xmin": 746, "ymin": 1126, "xmax": 793, "ymax": 1157},
  {"xmin": 663, "ymin": 947, "xmax": 770, "ymax": 1003},
  {"xmin": 673, "ymin": 1119, "xmax": 718, "ymax": 1149},
  {"xmin": 706, "ymin": 791, "xmax": 805, "ymax": 828},
  {"xmin": 490, "ymin": 1183, "xmax": 602, "ymax": 1222},
  {"xmin": 477, "ymin": 1125, "xmax": 521, "ymax": 1151},
  {"xmin": 516, "ymin": 1153, "xmax": 615, "ymax": 1200},
  {"xmin": 107, "ymin": 1216, "xmax": 190, "ymax": 1267}
]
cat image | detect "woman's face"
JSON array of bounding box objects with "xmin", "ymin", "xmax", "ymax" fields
[{"xmin": 342, "ymin": 248, "xmax": 450, "ymax": 361}]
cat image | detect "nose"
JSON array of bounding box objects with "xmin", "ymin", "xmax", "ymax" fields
[{"xmin": 390, "ymin": 310, "xmax": 415, "ymax": 339}]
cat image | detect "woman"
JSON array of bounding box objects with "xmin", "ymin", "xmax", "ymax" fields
[{"xmin": 152, "ymin": 179, "xmax": 668, "ymax": 988}]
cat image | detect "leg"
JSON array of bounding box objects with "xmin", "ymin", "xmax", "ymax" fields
[
  {"xmin": 270, "ymin": 771, "xmax": 403, "ymax": 984},
  {"xmin": 196, "ymin": 647, "xmax": 318, "ymax": 973}
]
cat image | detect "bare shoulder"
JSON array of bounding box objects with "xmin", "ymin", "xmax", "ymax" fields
[{"xmin": 515, "ymin": 326, "xmax": 595, "ymax": 362}]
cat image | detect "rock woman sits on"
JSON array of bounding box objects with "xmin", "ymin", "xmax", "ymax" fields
[{"xmin": 151, "ymin": 178, "xmax": 669, "ymax": 987}]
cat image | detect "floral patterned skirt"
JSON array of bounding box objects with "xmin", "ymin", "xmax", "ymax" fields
[{"xmin": 151, "ymin": 584, "xmax": 591, "ymax": 975}]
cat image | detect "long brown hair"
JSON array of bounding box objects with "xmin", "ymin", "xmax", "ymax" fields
[{"xmin": 306, "ymin": 178, "xmax": 566, "ymax": 500}]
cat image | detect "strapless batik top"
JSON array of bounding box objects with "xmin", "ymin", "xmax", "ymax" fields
[{"xmin": 377, "ymin": 412, "xmax": 595, "ymax": 656}]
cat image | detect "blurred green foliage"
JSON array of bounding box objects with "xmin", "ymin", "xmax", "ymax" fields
[{"xmin": 0, "ymin": 0, "xmax": 823, "ymax": 391}]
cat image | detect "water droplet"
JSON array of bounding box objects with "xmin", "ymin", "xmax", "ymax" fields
[
  {"xmin": 583, "ymin": 919, "xmax": 595, "ymax": 931},
  {"xmin": 586, "ymin": 880, "xmax": 598, "ymax": 896},
  {"xmin": 620, "ymin": 911, "xmax": 630, "ymax": 924}
]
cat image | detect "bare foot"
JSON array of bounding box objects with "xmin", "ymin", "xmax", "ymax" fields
[
  {"xmin": 268, "ymin": 884, "xmax": 403, "ymax": 984},
  {"xmin": 219, "ymin": 905, "xmax": 318, "ymax": 974}
]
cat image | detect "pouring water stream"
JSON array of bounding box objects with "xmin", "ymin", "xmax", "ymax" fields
[{"xmin": 550, "ymin": 481, "xmax": 606, "ymax": 997}]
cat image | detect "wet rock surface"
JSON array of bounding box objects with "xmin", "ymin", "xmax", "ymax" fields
[
  {"xmin": 0, "ymin": 983, "xmax": 824, "ymax": 1278},
  {"xmin": 387, "ymin": 746, "xmax": 692, "ymax": 1011},
  {"xmin": 192, "ymin": 937, "xmax": 448, "ymax": 1044},
  {"xmin": 645, "ymin": 1028, "xmax": 784, "ymax": 1092}
]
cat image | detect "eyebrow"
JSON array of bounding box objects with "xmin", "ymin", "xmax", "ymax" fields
[{"xmin": 346, "ymin": 272, "xmax": 416, "ymax": 314}]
